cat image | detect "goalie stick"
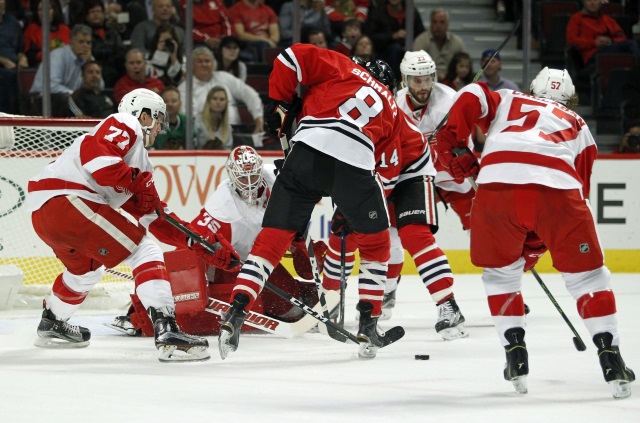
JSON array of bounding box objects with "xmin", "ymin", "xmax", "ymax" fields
[{"xmin": 159, "ymin": 215, "xmax": 406, "ymax": 349}]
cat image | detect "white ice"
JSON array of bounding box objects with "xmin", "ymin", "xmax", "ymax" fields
[{"xmin": 1, "ymin": 274, "xmax": 639, "ymax": 422}]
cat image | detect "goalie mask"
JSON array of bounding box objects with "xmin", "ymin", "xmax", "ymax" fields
[
  {"xmin": 530, "ymin": 67, "xmax": 575, "ymax": 106},
  {"xmin": 226, "ymin": 146, "xmax": 265, "ymax": 205},
  {"xmin": 400, "ymin": 50, "xmax": 437, "ymax": 106},
  {"xmin": 352, "ymin": 57, "xmax": 397, "ymax": 94},
  {"xmin": 118, "ymin": 88, "xmax": 168, "ymax": 145}
]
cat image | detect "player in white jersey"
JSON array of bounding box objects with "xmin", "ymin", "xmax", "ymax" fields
[
  {"xmin": 435, "ymin": 68, "xmax": 635, "ymax": 399},
  {"xmin": 108, "ymin": 146, "xmax": 326, "ymax": 336},
  {"xmin": 28, "ymin": 88, "xmax": 238, "ymax": 362}
]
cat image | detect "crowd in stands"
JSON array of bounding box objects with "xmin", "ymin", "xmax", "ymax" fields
[{"xmin": 1, "ymin": 0, "xmax": 639, "ymax": 152}]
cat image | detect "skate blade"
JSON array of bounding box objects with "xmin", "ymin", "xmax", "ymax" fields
[
  {"xmin": 218, "ymin": 327, "xmax": 236, "ymax": 360},
  {"xmin": 34, "ymin": 336, "xmax": 89, "ymax": 349},
  {"xmin": 610, "ymin": 380, "xmax": 632, "ymax": 399},
  {"xmin": 438, "ymin": 324, "xmax": 469, "ymax": 341},
  {"xmin": 103, "ymin": 322, "xmax": 139, "ymax": 337},
  {"xmin": 510, "ymin": 376, "xmax": 528, "ymax": 394},
  {"xmin": 157, "ymin": 345, "xmax": 210, "ymax": 363},
  {"xmin": 358, "ymin": 342, "xmax": 379, "ymax": 359}
]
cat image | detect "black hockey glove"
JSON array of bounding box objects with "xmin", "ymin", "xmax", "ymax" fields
[
  {"xmin": 330, "ymin": 209, "xmax": 352, "ymax": 236},
  {"xmin": 273, "ymin": 158, "xmax": 284, "ymax": 176},
  {"xmin": 265, "ymin": 95, "xmax": 302, "ymax": 139}
]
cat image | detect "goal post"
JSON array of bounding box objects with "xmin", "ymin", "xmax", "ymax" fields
[{"xmin": 0, "ymin": 114, "xmax": 133, "ymax": 309}]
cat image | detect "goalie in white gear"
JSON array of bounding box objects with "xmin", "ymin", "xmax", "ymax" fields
[
  {"xmin": 108, "ymin": 145, "xmax": 327, "ymax": 338},
  {"xmin": 434, "ymin": 67, "xmax": 635, "ymax": 399},
  {"xmin": 28, "ymin": 88, "xmax": 239, "ymax": 362}
]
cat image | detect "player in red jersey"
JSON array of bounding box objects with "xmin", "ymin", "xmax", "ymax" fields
[
  {"xmin": 434, "ymin": 67, "xmax": 635, "ymax": 399},
  {"xmin": 218, "ymin": 44, "xmax": 405, "ymax": 360},
  {"xmin": 28, "ymin": 88, "xmax": 237, "ymax": 362}
]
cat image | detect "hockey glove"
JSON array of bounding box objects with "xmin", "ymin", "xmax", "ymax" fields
[
  {"xmin": 186, "ymin": 224, "xmax": 241, "ymax": 271},
  {"xmin": 330, "ymin": 209, "xmax": 352, "ymax": 235},
  {"xmin": 128, "ymin": 170, "xmax": 161, "ymax": 214},
  {"xmin": 449, "ymin": 154, "xmax": 480, "ymax": 183},
  {"xmin": 523, "ymin": 233, "xmax": 547, "ymax": 272},
  {"xmin": 289, "ymin": 237, "xmax": 329, "ymax": 280},
  {"xmin": 265, "ymin": 95, "xmax": 302, "ymax": 139}
]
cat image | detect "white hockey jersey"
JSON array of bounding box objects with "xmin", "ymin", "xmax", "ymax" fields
[
  {"xmin": 28, "ymin": 113, "xmax": 152, "ymax": 212},
  {"xmin": 193, "ymin": 165, "xmax": 276, "ymax": 261},
  {"xmin": 441, "ymin": 83, "xmax": 597, "ymax": 198},
  {"xmin": 396, "ymin": 83, "xmax": 474, "ymax": 194}
]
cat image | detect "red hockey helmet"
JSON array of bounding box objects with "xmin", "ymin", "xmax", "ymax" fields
[{"xmin": 226, "ymin": 146, "xmax": 265, "ymax": 205}]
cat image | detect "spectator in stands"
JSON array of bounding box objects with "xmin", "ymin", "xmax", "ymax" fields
[
  {"xmin": 130, "ymin": 0, "xmax": 184, "ymax": 53},
  {"xmin": 153, "ymin": 86, "xmax": 189, "ymax": 150},
  {"xmin": 476, "ymin": 49, "xmax": 519, "ymax": 91},
  {"xmin": 178, "ymin": 46, "xmax": 264, "ymax": 132},
  {"xmin": 442, "ymin": 51, "xmax": 474, "ymax": 91},
  {"xmin": 113, "ymin": 47, "xmax": 164, "ymax": 103},
  {"xmin": 230, "ymin": 0, "xmax": 279, "ymax": 63},
  {"xmin": 147, "ymin": 22, "xmax": 184, "ymax": 86},
  {"xmin": 325, "ymin": 0, "xmax": 368, "ymax": 39},
  {"xmin": 195, "ymin": 85, "xmax": 232, "ymax": 150},
  {"xmin": 334, "ymin": 17, "xmax": 361, "ymax": 56},
  {"xmin": 30, "ymin": 24, "xmax": 98, "ymax": 116},
  {"xmin": 567, "ymin": 0, "xmax": 640, "ymax": 66},
  {"xmin": 184, "ymin": 0, "xmax": 233, "ymax": 51},
  {"xmin": 306, "ymin": 28, "xmax": 329, "ymax": 48},
  {"xmin": 618, "ymin": 120, "xmax": 640, "ymax": 153},
  {"xmin": 4, "ymin": 0, "xmax": 29, "ymax": 28},
  {"xmin": 364, "ymin": 0, "xmax": 424, "ymax": 78},
  {"xmin": 127, "ymin": 0, "xmax": 181, "ymax": 32},
  {"xmin": 83, "ymin": 0, "xmax": 125, "ymax": 88},
  {"xmin": 413, "ymin": 8, "xmax": 466, "ymax": 81},
  {"xmin": 279, "ymin": 0, "xmax": 332, "ymax": 48},
  {"xmin": 351, "ymin": 34, "xmax": 375, "ymax": 62},
  {"xmin": 0, "ymin": 0, "xmax": 28, "ymax": 113},
  {"xmin": 215, "ymin": 35, "xmax": 247, "ymax": 82},
  {"xmin": 23, "ymin": 0, "xmax": 70, "ymax": 67},
  {"xmin": 68, "ymin": 60, "xmax": 116, "ymax": 118}
]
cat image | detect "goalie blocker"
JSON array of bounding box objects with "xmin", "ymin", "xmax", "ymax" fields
[{"xmin": 118, "ymin": 246, "xmax": 326, "ymax": 337}]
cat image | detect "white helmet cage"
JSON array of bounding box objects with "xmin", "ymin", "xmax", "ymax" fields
[
  {"xmin": 118, "ymin": 88, "xmax": 168, "ymax": 142},
  {"xmin": 400, "ymin": 50, "xmax": 437, "ymax": 102},
  {"xmin": 529, "ymin": 67, "xmax": 575, "ymax": 105},
  {"xmin": 226, "ymin": 145, "xmax": 265, "ymax": 205}
]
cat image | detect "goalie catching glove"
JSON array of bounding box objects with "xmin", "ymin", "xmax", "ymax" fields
[
  {"xmin": 186, "ymin": 224, "xmax": 241, "ymax": 271},
  {"xmin": 265, "ymin": 95, "xmax": 302, "ymax": 139},
  {"xmin": 522, "ymin": 232, "xmax": 547, "ymax": 272},
  {"xmin": 289, "ymin": 236, "xmax": 328, "ymax": 280}
]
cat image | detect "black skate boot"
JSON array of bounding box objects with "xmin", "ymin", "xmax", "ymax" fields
[
  {"xmin": 148, "ymin": 306, "xmax": 210, "ymax": 362},
  {"xmin": 435, "ymin": 296, "xmax": 468, "ymax": 340},
  {"xmin": 380, "ymin": 287, "xmax": 397, "ymax": 321},
  {"xmin": 594, "ymin": 332, "xmax": 635, "ymax": 399},
  {"xmin": 503, "ymin": 327, "xmax": 529, "ymax": 394},
  {"xmin": 34, "ymin": 301, "xmax": 91, "ymax": 348},
  {"xmin": 356, "ymin": 301, "xmax": 384, "ymax": 359},
  {"xmin": 218, "ymin": 293, "xmax": 249, "ymax": 360},
  {"xmin": 104, "ymin": 315, "xmax": 141, "ymax": 337}
]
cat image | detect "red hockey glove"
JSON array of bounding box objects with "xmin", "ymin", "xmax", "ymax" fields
[
  {"xmin": 522, "ymin": 233, "xmax": 547, "ymax": 272},
  {"xmin": 330, "ymin": 209, "xmax": 351, "ymax": 235},
  {"xmin": 265, "ymin": 95, "xmax": 302, "ymax": 139},
  {"xmin": 128, "ymin": 170, "xmax": 160, "ymax": 214},
  {"xmin": 186, "ymin": 225, "xmax": 241, "ymax": 271},
  {"xmin": 289, "ymin": 237, "xmax": 329, "ymax": 280},
  {"xmin": 449, "ymin": 154, "xmax": 480, "ymax": 183}
]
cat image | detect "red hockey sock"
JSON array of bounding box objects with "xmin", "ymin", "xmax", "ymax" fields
[
  {"xmin": 577, "ymin": 290, "xmax": 617, "ymax": 319},
  {"xmin": 487, "ymin": 292, "xmax": 525, "ymax": 316}
]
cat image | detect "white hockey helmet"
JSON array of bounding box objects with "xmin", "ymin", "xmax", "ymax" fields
[
  {"xmin": 529, "ymin": 67, "xmax": 575, "ymax": 105},
  {"xmin": 226, "ymin": 145, "xmax": 265, "ymax": 205},
  {"xmin": 118, "ymin": 88, "xmax": 168, "ymax": 141},
  {"xmin": 400, "ymin": 50, "xmax": 437, "ymax": 79}
]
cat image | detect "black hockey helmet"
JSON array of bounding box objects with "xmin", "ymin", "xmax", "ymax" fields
[{"xmin": 352, "ymin": 57, "xmax": 397, "ymax": 94}]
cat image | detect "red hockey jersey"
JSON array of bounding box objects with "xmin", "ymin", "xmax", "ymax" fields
[{"xmin": 269, "ymin": 43, "xmax": 401, "ymax": 170}]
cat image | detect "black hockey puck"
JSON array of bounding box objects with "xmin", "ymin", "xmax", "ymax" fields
[{"xmin": 414, "ymin": 354, "xmax": 430, "ymax": 360}]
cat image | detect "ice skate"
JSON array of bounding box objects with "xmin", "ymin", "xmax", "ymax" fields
[
  {"xmin": 34, "ymin": 301, "xmax": 90, "ymax": 348},
  {"xmin": 380, "ymin": 288, "xmax": 397, "ymax": 321},
  {"xmin": 594, "ymin": 332, "xmax": 635, "ymax": 399},
  {"xmin": 218, "ymin": 294, "xmax": 249, "ymax": 360},
  {"xmin": 356, "ymin": 301, "xmax": 384, "ymax": 359},
  {"xmin": 104, "ymin": 315, "xmax": 141, "ymax": 337},
  {"xmin": 148, "ymin": 306, "xmax": 210, "ymax": 362},
  {"xmin": 435, "ymin": 296, "xmax": 468, "ymax": 340},
  {"xmin": 503, "ymin": 327, "xmax": 528, "ymax": 394}
]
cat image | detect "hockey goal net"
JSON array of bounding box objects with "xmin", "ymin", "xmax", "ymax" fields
[{"xmin": 0, "ymin": 113, "xmax": 133, "ymax": 309}]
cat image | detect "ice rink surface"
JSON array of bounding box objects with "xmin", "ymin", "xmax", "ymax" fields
[{"xmin": 1, "ymin": 273, "xmax": 638, "ymax": 422}]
